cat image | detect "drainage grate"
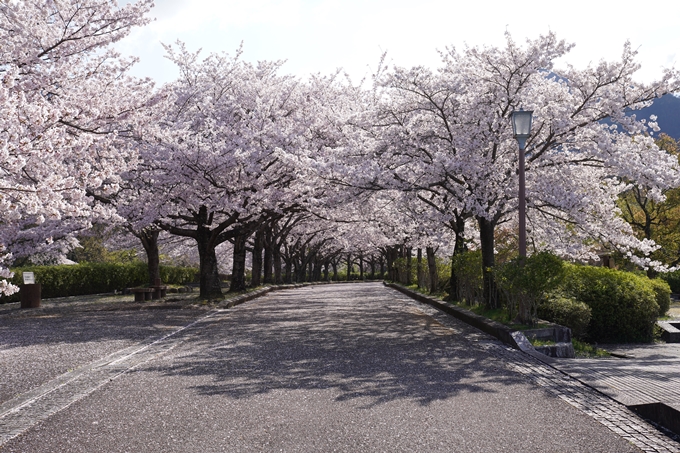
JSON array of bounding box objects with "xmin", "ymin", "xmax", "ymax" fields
[{"xmin": 628, "ymin": 402, "xmax": 680, "ymax": 441}]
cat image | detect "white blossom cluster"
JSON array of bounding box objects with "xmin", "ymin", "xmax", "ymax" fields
[{"xmin": 2, "ymin": 8, "xmax": 680, "ymax": 296}]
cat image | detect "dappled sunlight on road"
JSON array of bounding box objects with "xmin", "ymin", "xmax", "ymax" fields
[{"xmin": 145, "ymin": 283, "xmax": 534, "ymax": 407}]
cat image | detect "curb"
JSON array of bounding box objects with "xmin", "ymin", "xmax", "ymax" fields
[{"xmin": 384, "ymin": 282, "xmax": 555, "ymax": 363}]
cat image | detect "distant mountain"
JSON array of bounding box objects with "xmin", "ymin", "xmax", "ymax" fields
[
  {"xmin": 631, "ymin": 93, "xmax": 680, "ymax": 140},
  {"xmin": 544, "ymin": 69, "xmax": 680, "ymax": 140}
]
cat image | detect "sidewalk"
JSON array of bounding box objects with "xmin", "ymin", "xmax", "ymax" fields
[{"xmin": 552, "ymin": 342, "xmax": 680, "ymax": 413}]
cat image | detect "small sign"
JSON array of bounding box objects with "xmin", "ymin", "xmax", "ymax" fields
[{"xmin": 23, "ymin": 272, "xmax": 35, "ymax": 285}]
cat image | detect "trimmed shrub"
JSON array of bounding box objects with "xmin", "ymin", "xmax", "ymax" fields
[
  {"xmin": 0, "ymin": 262, "xmax": 198, "ymax": 303},
  {"xmin": 538, "ymin": 296, "xmax": 592, "ymax": 339},
  {"xmin": 660, "ymin": 270, "xmax": 680, "ymax": 294},
  {"xmin": 495, "ymin": 252, "xmax": 565, "ymax": 323},
  {"xmin": 647, "ymin": 278, "xmax": 671, "ymax": 317},
  {"xmin": 452, "ymin": 250, "xmax": 483, "ymax": 305},
  {"xmin": 159, "ymin": 265, "xmax": 199, "ymax": 285},
  {"xmin": 560, "ymin": 265, "xmax": 659, "ymax": 343}
]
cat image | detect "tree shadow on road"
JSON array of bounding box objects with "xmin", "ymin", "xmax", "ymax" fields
[
  {"xmin": 144, "ymin": 284, "xmax": 541, "ymax": 407},
  {"xmin": 0, "ymin": 305, "xmax": 203, "ymax": 404}
]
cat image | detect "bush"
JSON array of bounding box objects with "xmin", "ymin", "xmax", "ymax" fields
[
  {"xmin": 660, "ymin": 270, "xmax": 680, "ymax": 294},
  {"xmin": 560, "ymin": 264, "xmax": 659, "ymax": 343},
  {"xmin": 452, "ymin": 250, "xmax": 483, "ymax": 305},
  {"xmin": 0, "ymin": 262, "xmax": 198, "ymax": 303},
  {"xmin": 495, "ymin": 252, "xmax": 565, "ymax": 323},
  {"xmin": 538, "ymin": 296, "xmax": 592, "ymax": 339},
  {"xmin": 159, "ymin": 265, "xmax": 199, "ymax": 285},
  {"xmin": 647, "ymin": 278, "xmax": 671, "ymax": 317}
]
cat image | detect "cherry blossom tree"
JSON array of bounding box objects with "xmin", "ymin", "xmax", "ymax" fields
[
  {"xmin": 134, "ymin": 43, "xmax": 315, "ymax": 298},
  {"xmin": 0, "ymin": 0, "xmax": 154, "ymax": 295},
  {"xmin": 359, "ymin": 33, "xmax": 680, "ymax": 307}
]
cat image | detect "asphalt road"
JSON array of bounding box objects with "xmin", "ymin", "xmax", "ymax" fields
[{"xmin": 1, "ymin": 283, "xmax": 643, "ymax": 452}]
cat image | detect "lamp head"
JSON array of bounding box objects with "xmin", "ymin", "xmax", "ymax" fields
[{"xmin": 511, "ymin": 109, "xmax": 533, "ymax": 150}]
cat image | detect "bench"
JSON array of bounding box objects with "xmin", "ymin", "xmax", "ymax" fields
[
  {"xmin": 150, "ymin": 285, "xmax": 167, "ymax": 299},
  {"xmin": 131, "ymin": 287, "xmax": 154, "ymax": 302}
]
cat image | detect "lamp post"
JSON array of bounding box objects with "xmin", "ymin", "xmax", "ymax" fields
[{"xmin": 511, "ymin": 108, "xmax": 533, "ymax": 258}]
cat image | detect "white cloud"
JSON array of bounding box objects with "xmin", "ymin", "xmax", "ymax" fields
[{"xmin": 117, "ymin": 0, "xmax": 680, "ymax": 86}]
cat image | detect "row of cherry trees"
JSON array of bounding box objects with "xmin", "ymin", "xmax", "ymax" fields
[{"xmin": 2, "ymin": 1, "xmax": 679, "ymax": 303}]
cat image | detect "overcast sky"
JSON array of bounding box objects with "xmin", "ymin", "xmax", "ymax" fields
[{"xmin": 117, "ymin": 0, "xmax": 680, "ymax": 86}]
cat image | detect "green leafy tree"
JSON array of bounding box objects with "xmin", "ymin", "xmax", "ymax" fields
[{"xmin": 619, "ymin": 134, "xmax": 680, "ymax": 276}]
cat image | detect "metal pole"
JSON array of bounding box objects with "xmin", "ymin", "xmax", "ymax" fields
[{"xmin": 518, "ymin": 144, "xmax": 526, "ymax": 258}]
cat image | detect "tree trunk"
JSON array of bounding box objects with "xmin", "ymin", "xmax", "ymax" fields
[
  {"xmin": 332, "ymin": 261, "xmax": 338, "ymax": 281},
  {"xmin": 324, "ymin": 261, "xmax": 330, "ymax": 281},
  {"xmin": 448, "ymin": 217, "xmax": 467, "ymax": 301},
  {"xmin": 314, "ymin": 260, "xmax": 322, "ymax": 281},
  {"xmin": 251, "ymin": 228, "xmax": 263, "ymax": 288},
  {"xmin": 396, "ymin": 246, "xmax": 405, "ymax": 283},
  {"xmin": 139, "ymin": 229, "xmax": 160, "ymax": 287},
  {"xmin": 478, "ymin": 216, "xmax": 498, "ymax": 309},
  {"xmin": 359, "ymin": 255, "xmax": 364, "ymax": 280},
  {"xmin": 426, "ymin": 247, "xmax": 438, "ymax": 294},
  {"xmin": 296, "ymin": 249, "xmax": 306, "ymax": 282},
  {"xmin": 197, "ymin": 229, "xmax": 222, "ymax": 299},
  {"xmin": 284, "ymin": 260, "xmax": 292, "ymax": 283},
  {"xmin": 273, "ymin": 244, "xmax": 282, "ymax": 284},
  {"xmin": 346, "ymin": 253, "xmax": 352, "ymax": 281},
  {"xmin": 386, "ymin": 247, "xmax": 398, "ymax": 282},
  {"xmin": 230, "ymin": 233, "xmax": 248, "ymax": 292},
  {"xmin": 263, "ymin": 227, "xmax": 273, "ymax": 284},
  {"xmin": 417, "ymin": 248, "xmax": 424, "ymax": 289},
  {"xmin": 405, "ymin": 247, "xmax": 412, "ymax": 285}
]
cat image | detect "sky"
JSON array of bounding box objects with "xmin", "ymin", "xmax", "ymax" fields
[{"xmin": 117, "ymin": 0, "xmax": 680, "ymax": 86}]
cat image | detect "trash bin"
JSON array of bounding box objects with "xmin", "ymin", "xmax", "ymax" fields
[{"xmin": 20, "ymin": 284, "xmax": 41, "ymax": 308}]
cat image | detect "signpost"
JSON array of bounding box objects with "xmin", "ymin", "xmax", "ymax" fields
[{"xmin": 20, "ymin": 272, "xmax": 41, "ymax": 308}]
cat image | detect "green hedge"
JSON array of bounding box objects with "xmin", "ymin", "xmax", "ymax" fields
[
  {"xmin": 560, "ymin": 265, "xmax": 660, "ymax": 343},
  {"xmin": 647, "ymin": 278, "xmax": 671, "ymax": 317},
  {"xmin": 452, "ymin": 250, "xmax": 484, "ymax": 304},
  {"xmin": 660, "ymin": 270, "xmax": 680, "ymax": 294},
  {"xmin": 1, "ymin": 262, "xmax": 198, "ymax": 303},
  {"xmin": 495, "ymin": 252, "xmax": 565, "ymax": 322},
  {"xmin": 538, "ymin": 296, "xmax": 592, "ymax": 339}
]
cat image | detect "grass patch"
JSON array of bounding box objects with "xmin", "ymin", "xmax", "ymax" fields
[
  {"xmin": 573, "ymin": 339, "xmax": 610, "ymax": 358},
  {"xmin": 452, "ymin": 301, "xmax": 551, "ymax": 331},
  {"xmin": 404, "ymin": 284, "xmax": 449, "ymax": 300},
  {"xmin": 401, "ymin": 283, "xmax": 554, "ymax": 330},
  {"xmin": 528, "ymin": 338, "xmax": 557, "ymax": 347}
]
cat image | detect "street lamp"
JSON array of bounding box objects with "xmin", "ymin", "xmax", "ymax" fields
[{"xmin": 511, "ymin": 108, "xmax": 533, "ymax": 258}]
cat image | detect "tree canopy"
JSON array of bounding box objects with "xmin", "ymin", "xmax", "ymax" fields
[{"xmin": 1, "ymin": 4, "xmax": 679, "ymax": 300}]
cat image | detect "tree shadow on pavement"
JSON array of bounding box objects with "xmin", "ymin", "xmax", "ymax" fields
[
  {"xmin": 145, "ymin": 284, "xmax": 539, "ymax": 407},
  {"xmin": 0, "ymin": 307, "xmax": 203, "ymax": 404}
]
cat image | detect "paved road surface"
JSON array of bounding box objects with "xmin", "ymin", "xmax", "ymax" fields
[{"xmin": 0, "ymin": 283, "xmax": 664, "ymax": 452}]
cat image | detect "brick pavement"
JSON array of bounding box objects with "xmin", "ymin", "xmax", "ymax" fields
[{"xmin": 548, "ymin": 344, "xmax": 680, "ymax": 410}]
